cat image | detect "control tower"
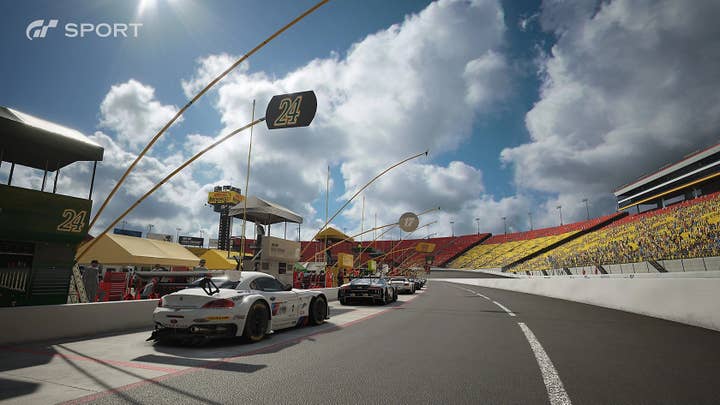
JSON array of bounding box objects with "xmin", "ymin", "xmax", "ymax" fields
[
  {"xmin": 207, "ymin": 185, "xmax": 243, "ymax": 250},
  {"xmin": 0, "ymin": 106, "xmax": 104, "ymax": 306}
]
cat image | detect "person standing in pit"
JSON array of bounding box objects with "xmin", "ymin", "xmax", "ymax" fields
[{"xmin": 82, "ymin": 260, "xmax": 101, "ymax": 302}]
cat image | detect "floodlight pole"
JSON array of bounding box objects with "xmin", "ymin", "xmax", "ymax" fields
[
  {"xmin": 557, "ymin": 205, "xmax": 563, "ymax": 226},
  {"xmin": 239, "ymin": 100, "xmax": 256, "ymax": 269},
  {"xmin": 528, "ymin": 211, "xmax": 533, "ymax": 231}
]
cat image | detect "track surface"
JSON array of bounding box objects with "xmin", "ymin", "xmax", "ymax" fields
[{"xmin": 2, "ymin": 276, "xmax": 720, "ymax": 404}]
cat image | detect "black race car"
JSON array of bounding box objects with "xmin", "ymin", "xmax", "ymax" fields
[{"xmin": 339, "ymin": 277, "xmax": 397, "ymax": 305}]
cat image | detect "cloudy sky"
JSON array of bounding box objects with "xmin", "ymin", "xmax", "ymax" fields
[{"xmin": 1, "ymin": 0, "xmax": 718, "ymax": 242}]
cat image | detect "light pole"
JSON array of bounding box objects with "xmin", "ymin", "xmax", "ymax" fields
[
  {"xmin": 450, "ymin": 220, "xmax": 455, "ymax": 237},
  {"xmin": 502, "ymin": 216, "xmax": 507, "ymax": 235},
  {"xmin": 557, "ymin": 205, "xmax": 563, "ymax": 226},
  {"xmin": 147, "ymin": 224, "xmax": 154, "ymax": 237},
  {"xmin": 528, "ymin": 212, "xmax": 533, "ymax": 231},
  {"xmin": 582, "ymin": 198, "xmax": 590, "ymax": 220},
  {"xmin": 176, "ymin": 227, "xmax": 181, "ymax": 242},
  {"xmin": 475, "ymin": 217, "xmax": 480, "ymax": 235},
  {"xmin": 121, "ymin": 220, "xmax": 127, "ymax": 230}
]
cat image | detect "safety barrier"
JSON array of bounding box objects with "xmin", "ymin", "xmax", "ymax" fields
[
  {"xmin": 520, "ymin": 256, "xmax": 720, "ymax": 276},
  {"xmin": 1, "ymin": 287, "xmax": 338, "ymax": 345},
  {"xmin": 439, "ymin": 276, "xmax": 720, "ymax": 332}
]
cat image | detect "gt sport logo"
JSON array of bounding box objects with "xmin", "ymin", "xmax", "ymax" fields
[{"xmin": 26, "ymin": 19, "xmax": 142, "ymax": 40}]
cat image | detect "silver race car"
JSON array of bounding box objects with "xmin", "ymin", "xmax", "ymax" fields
[{"xmin": 149, "ymin": 271, "xmax": 329, "ymax": 345}]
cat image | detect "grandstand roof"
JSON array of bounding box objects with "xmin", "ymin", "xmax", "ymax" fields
[
  {"xmin": 0, "ymin": 106, "xmax": 104, "ymax": 170},
  {"xmin": 614, "ymin": 141, "xmax": 720, "ymax": 196}
]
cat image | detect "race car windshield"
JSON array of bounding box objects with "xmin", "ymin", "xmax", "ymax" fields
[{"xmin": 350, "ymin": 278, "xmax": 379, "ymax": 284}]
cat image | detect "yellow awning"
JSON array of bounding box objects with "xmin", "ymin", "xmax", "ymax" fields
[
  {"xmin": 186, "ymin": 248, "xmax": 251, "ymax": 270},
  {"xmin": 314, "ymin": 227, "xmax": 353, "ymax": 242},
  {"xmin": 76, "ymin": 233, "xmax": 199, "ymax": 267}
]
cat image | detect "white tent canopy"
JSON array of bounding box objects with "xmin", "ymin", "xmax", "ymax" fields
[{"xmin": 228, "ymin": 195, "xmax": 303, "ymax": 225}]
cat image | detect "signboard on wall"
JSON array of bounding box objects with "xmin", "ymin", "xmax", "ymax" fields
[
  {"xmin": 261, "ymin": 236, "xmax": 300, "ymax": 262},
  {"xmin": 337, "ymin": 253, "xmax": 354, "ymax": 269},
  {"xmin": 178, "ymin": 236, "xmax": 203, "ymax": 247},
  {"xmin": 415, "ymin": 242, "xmax": 436, "ymax": 253},
  {"xmin": 207, "ymin": 190, "xmax": 244, "ymax": 205},
  {"xmin": 147, "ymin": 232, "xmax": 172, "ymax": 242},
  {"xmin": 113, "ymin": 228, "xmax": 142, "ymax": 238}
]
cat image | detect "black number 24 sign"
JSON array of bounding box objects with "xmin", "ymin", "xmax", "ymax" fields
[{"xmin": 265, "ymin": 90, "xmax": 317, "ymax": 129}]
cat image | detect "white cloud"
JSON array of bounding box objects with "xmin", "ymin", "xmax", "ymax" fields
[
  {"xmin": 502, "ymin": 0, "xmax": 720, "ymax": 216},
  {"xmin": 180, "ymin": 0, "xmax": 509, "ymax": 239},
  {"xmin": 99, "ymin": 79, "xmax": 180, "ymax": 151}
]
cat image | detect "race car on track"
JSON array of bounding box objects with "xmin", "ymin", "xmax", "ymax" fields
[
  {"xmin": 149, "ymin": 271, "xmax": 329, "ymax": 345},
  {"xmin": 389, "ymin": 277, "xmax": 415, "ymax": 294},
  {"xmin": 338, "ymin": 277, "xmax": 397, "ymax": 305}
]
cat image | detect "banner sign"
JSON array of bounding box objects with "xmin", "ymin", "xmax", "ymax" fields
[
  {"xmin": 207, "ymin": 190, "xmax": 243, "ymax": 205},
  {"xmin": 178, "ymin": 236, "xmax": 203, "ymax": 247},
  {"xmin": 113, "ymin": 228, "xmax": 142, "ymax": 238},
  {"xmin": 415, "ymin": 242, "xmax": 436, "ymax": 253},
  {"xmin": 398, "ymin": 212, "xmax": 419, "ymax": 232},
  {"xmin": 337, "ymin": 253, "xmax": 354, "ymax": 269},
  {"xmin": 265, "ymin": 90, "xmax": 317, "ymax": 129}
]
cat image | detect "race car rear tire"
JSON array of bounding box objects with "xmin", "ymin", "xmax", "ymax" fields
[
  {"xmin": 309, "ymin": 296, "xmax": 327, "ymax": 326},
  {"xmin": 339, "ymin": 297, "xmax": 347, "ymax": 305},
  {"xmin": 243, "ymin": 301, "xmax": 269, "ymax": 343},
  {"xmin": 392, "ymin": 290, "xmax": 398, "ymax": 302}
]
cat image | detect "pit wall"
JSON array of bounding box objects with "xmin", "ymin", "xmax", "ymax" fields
[
  {"xmin": 0, "ymin": 287, "xmax": 338, "ymax": 345},
  {"xmin": 519, "ymin": 256, "xmax": 720, "ymax": 276},
  {"xmin": 439, "ymin": 276, "xmax": 720, "ymax": 332}
]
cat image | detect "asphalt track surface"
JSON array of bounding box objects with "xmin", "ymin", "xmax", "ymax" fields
[{"xmin": 3, "ymin": 273, "xmax": 720, "ymax": 404}]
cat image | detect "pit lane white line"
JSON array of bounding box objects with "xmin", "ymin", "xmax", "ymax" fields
[{"xmin": 519, "ymin": 322, "xmax": 572, "ymax": 405}]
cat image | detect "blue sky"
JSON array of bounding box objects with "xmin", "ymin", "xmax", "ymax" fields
[{"xmin": 2, "ymin": 0, "xmax": 718, "ymax": 241}]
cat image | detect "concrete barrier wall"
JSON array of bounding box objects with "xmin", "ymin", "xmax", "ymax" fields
[
  {"xmin": 1, "ymin": 287, "xmax": 339, "ymax": 345},
  {"xmin": 442, "ymin": 277, "xmax": 720, "ymax": 332},
  {"xmin": 1, "ymin": 299, "xmax": 160, "ymax": 345}
]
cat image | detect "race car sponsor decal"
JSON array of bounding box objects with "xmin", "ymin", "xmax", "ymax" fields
[{"xmin": 271, "ymin": 302, "xmax": 287, "ymax": 316}]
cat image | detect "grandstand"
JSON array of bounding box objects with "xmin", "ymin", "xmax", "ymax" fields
[
  {"xmin": 448, "ymin": 213, "xmax": 624, "ymax": 270},
  {"xmin": 296, "ymin": 234, "xmax": 488, "ymax": 270},
  {"xmin": 512, "ymin": 191, "xmax": 720, "ymax": 273}
]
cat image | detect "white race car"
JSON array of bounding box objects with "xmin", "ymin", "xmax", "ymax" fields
[{"xmin": 148, "ymin": 271, "xmax": 329, "ymax": 345}]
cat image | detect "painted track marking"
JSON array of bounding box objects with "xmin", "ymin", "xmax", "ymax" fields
[
  {"xmin": 518, "ymin": 322, "xmax": 572, "ymax": 405},
  {"xmin": 492, "ymin": 300, "xmax": 516, "ymax": 317}
]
